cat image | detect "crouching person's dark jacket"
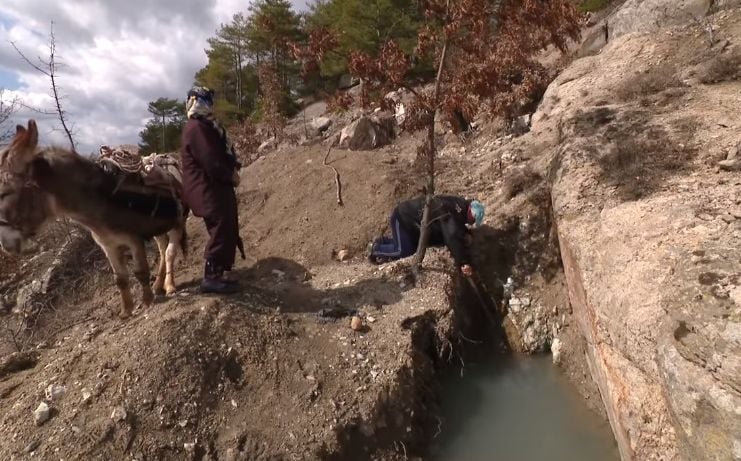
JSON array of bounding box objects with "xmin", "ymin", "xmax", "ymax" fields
[{"xmin": 396, "ymin": 195, "xmax": 473, "ymax": 267}]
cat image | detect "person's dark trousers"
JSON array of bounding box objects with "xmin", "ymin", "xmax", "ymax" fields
[
  {"xmin": 370, "ymin": 209, "xmax": 417, "ymax": 262},
  {"xmin": 201, "ymin": 189, "xmax": 240, "ymax": 293}
]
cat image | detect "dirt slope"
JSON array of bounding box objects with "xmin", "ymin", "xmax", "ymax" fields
[
  {"xmin": 0, "ymin": 125, "xmax": 458, "ymax": 461},
  {"xmin": 0, "ymin": 253, "xmax": 454, "ymax": 460}
]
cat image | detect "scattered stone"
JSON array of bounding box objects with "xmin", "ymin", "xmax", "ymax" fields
[
  {"xmin": 551, "ymin": 338, "xmax": 563, "ymax": 365},
  {"xmin": 731, "ymin": 209, "xmax": 741, "ymax": 220},
  {"xmin": 508, "ymin": 296, "xmax": 531, "ymax": 314},
  {"xmin": 258, "ymin": 137, "xmax": 277, "ymax": 153},
  {"xmin": 721, "ymin": 214, "xmax": 736, "ymax": 224},
  {"xmin": 225, "ymin": 448, "xmax": 243, "ymax": 461},
  {"xmin": 698, "ymin": 213, "xmax": 714, "ymax": 221},
  {"xmin": 366, "ymin": 316, "xmax": 376, "ymax": 323},
  {"xmin": 184, "ymin": 442, "xmax": 196, "ymax": 453},
  {"xmin": 34, "ymin": 402, "xmax": 50, "ymax": 426},
  {"xmin": 45, "ymin": 384, "xmax": 66, "ymax": 401},
  {"xmin": 111, "ymin": 406, "xmax": 127, "ymax": 422},
  {"xmin": 350, "ymin": 316, "xmax": 363, "ymax": 331},
  {"xmin": 336, "ymin": 249, "xmax": 351, "ymax": 262},
  {"xmin": 23, "ymin": 440, "xmax": 40, "ymax": 453},
  {"xmin": 726, "ymin": 143, "xmax": 739, "ymax": 160},
  {"xmin": 730, "ymin": 286, "xmax": 741, "ymax": 307}
]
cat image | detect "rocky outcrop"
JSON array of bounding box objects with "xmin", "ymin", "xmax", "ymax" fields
[
  {"xmin": 578, "ymin": 0, "xmax": 741, "ymax": 56},
  {"xmin": 538, "ymin": 9, "xmax": 741, "ymax": 461}
]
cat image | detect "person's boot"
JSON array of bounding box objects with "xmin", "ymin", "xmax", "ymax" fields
[
  {"xmin": 201, "ymin": 261, "xmax": 240, "ymax": 294},
  {"xmin": 221, "ymin": 270, "xmax": 241, "ymax": 287}
]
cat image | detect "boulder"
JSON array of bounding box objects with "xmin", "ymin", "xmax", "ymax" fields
[
  {"xmin": 338, "ymin": 115, "xmax": 395, "ymax": 151},
  {"xmin": 718, "ymin": 158, "xmax": 741, "ymax": 171},
  {"xmin": 311, "ymin": 117, "xmax": 332, "ymax": 134}
]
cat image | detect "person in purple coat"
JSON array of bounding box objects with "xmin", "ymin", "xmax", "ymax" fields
[{"xmin": 180, "ymin": 86, "xmax": 242, "ymax": 294}]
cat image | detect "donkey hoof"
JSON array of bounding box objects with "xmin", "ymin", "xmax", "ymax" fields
[
  {"xmin": 165, "ymin": 286, "xmax": 177, "ymax": 297},
  {"xmin": 153, "ymin": 285, "xmax": 166, "ymax": 296},
  {"xmin": 142, "ymin": 292, "xmax": 155, "ymax": 306},
  {"xmin": 118, "ymin": 310, "xmax": 132, "ymax": 319}
]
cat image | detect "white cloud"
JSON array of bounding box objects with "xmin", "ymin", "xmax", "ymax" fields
[{"xmin": 0, "ymin": 0, "xmax": 307, "ymax": 154}]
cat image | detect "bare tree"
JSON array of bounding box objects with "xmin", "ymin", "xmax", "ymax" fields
[
  {"xmin": 0, "ymin": 89, "xmax": 21, "ymax": 142},
  {"xmin": 11, "ymin": 21, "xmax": 77, "ymax": 151}
]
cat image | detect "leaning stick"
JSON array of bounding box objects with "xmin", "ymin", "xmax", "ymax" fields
[{"xmin": 323, "ymin": 142, "xmax": 344, "ymax": 206}]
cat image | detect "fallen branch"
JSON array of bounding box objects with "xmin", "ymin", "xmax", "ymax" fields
[{"xmin": 323, "ymin": 142, "xmax": 344, "ymax": 206}]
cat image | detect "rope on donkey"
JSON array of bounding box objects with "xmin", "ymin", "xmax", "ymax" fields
[{"xmin": 98, "ymin": 145, "xmax": 143, "ymax": 174}]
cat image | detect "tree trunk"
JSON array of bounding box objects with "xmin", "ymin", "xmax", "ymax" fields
[
  {"xmin": 161, "ymin": 113, "xmax": 166, "ymax": 153},
  {"xmin": 256, "ymin": 53, "xmax": 262, "ymax": 96},
  {"xmin": 412, "ymin": 36, "xmax": 449, "ymax": 273}
]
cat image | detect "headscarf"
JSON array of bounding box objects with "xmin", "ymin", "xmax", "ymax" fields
[
  {"xmin": 469, "ymin": 200, "xmax": 485, "ymax": 227},
  {"xmin": 186, "ymin": 86, "xmax": 214, "ymax": 119},
  {"xmin": 186, "ymin": 86, "xmax": 239, "ymax": 163}
]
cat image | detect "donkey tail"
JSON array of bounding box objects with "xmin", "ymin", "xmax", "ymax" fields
[{"xmin": 179, "ymin": 206, "xmax": 190, "ymax": 258}]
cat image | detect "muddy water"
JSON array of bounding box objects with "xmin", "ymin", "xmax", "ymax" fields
[{"xmin": 431, "ymin": 354, "xmax": 620, "ymax": 461}]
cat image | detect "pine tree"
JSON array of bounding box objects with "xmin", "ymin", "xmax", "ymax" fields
[{"xmin": 138, "ymin": 98, "xmax": 185, "ymax": 154}]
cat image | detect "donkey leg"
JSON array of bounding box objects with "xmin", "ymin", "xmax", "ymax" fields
[
  {"xmin": 152, "ymin": 235, "xmax": 168, "ymax": 296},
  {"xmin": 96, "ymin": 238, "xmax": 134, "ymax": 319},
  {"xmin": 163, "ymin": 228, "xmax": 181, "ymax": 296},
  {"xmin": 131, "ymin": 239, "xmax": 154, "ymax": 309}
]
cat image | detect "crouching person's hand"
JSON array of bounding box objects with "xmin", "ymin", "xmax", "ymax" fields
[{"xmin": 461, "ymin": 264, "xmax": 474, "ymax": 277}]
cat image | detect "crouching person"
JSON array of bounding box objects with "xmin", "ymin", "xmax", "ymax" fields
[
  {"xmin": 367, "ymin": 195, "xmax": 485, "ymax": 276},
  {"xmin": 181, "ymin": 86, "xmax": 242, "ymax": 294}
]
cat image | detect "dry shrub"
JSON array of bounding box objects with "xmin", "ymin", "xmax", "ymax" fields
[
  {"xmin": 614, "ymin": 64, "xmax": 685, "ymax": 102},
  {"xmin": 327, "ymin": 91, "xmax": 354, "ymax": 114},
  {"xmin": 597, "ymin": 119, "xmax": 697, "ymax": 201},
  {"xmin": 697, "ymin": 50, "xmax": 741, "ymax": 84}
]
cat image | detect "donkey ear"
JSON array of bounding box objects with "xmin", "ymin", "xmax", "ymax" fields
[
  {"xmin": 6, "ymin": 119, "xmax": 40, "ymax": 174},
  {"xmin": 27, "ymin": 120, "xmax": 38, "ymax": 147}
]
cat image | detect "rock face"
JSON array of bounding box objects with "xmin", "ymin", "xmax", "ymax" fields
[
  {"xmin": 338, "ymin": 115, "xmax": 395, "ymax": 151},
  {"xmin": 539, "ymin": 9, "xmax": 741, "ymax": 461},
  {"xmin": 578, "ymin": 0, "xmax": 741, "ymax": 56}
]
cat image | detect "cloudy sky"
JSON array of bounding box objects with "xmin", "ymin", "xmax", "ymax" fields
[{"xmin": 0, "ymin": 0, "xmax": 307, "ymax": 154}]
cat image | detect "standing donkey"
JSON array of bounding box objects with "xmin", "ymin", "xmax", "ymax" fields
[{"xmin": 0, "ymin": 120, "xmax": 188, "ymax": 318}]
